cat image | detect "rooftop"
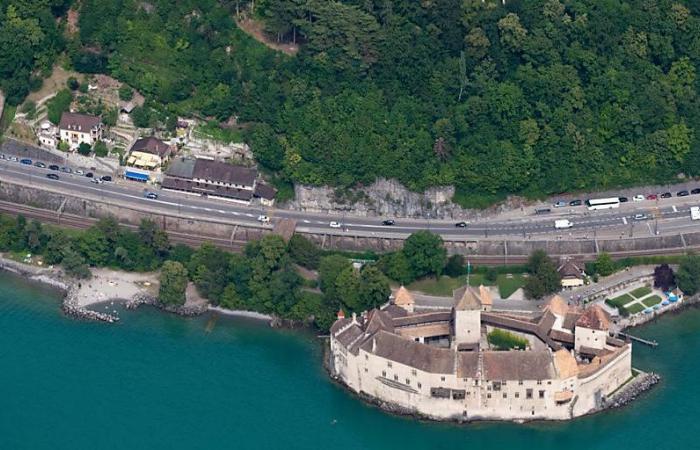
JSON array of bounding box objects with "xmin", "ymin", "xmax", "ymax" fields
[
  {"xmin": 393, "ymin": 286, "xmax": 415, "ymax": 307},
  {"xmin": 483, "ymin": 351, "xmax": 555, "ymax": 381},
  {"xmin": 192, "ymin": 159, "xmax": 257, "ymax": 187},
  {"xmin": 59, "ymin": 112, "xmax": 101, "ymax": 132},
  {"xmin": 131, "ymin": 137, "xmax": 171, "ymax": 158},
  {"xmin": 576, "ymin": 305, "xmax": 611, "ymax": 331}
]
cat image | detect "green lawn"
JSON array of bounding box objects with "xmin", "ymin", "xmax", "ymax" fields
[
  {"xmin": 626, "ymin": 303, "xmax": 646, "ymax": 314},
  {"xmin": 407, "ymin": 274, "xmax": 485, "ymax": 296},
  {"xmin": 497, "ymin": 274, "xmax": 527, "ymax": 299},
  {"xmin": 630, "ymin": 286, "xmax": 652, "ymax": 299},
  {"xmin": 606, "ymin": 293, "xmax": 635, "ymax": 309},
  {"xmin": 642, "ymin": 295, "xmax": 663, "ymax": 308},
  {"xmin": 407, "ymin": 273, "xmax": 526, "ymax": 298}
]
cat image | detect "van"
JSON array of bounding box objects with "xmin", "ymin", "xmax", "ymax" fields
[
  {"xmin": 691, "ymin": 207, "xmax": 700, "ymax": 221},
  {"xmin": 555, "ymin": 219, "xmax": 573, "ymax": 229}
]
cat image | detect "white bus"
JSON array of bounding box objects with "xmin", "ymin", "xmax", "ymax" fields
[{"xmin": 586, "ymin": 197, "xmax": 620, "ymax": 211}]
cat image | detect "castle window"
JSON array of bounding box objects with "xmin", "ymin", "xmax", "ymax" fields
[
  {"xmin": 364, "ymin": 368, "xmax": 368, "ymax": 373},
  {"xmin": 387, "ymin": 362, "xmax": 392, "ymax": 368},
  {"xmin": 406, "ymin": 379, "xmax": 410, "ymax": 385},
  {"xmin": 452, "ymin": 390, "xmax": 465, "ymax": 400},
  {"xmin": 518, "ymin": 380, "xmax": 523, "ymax": 385},
  {"xmin": 547, "ymin": 381, "xmax": 552, "ymax": 385},
  {"xmin": 537, "ymin": 380, "xmax": 542, "ymax": 385},
  {"xmin": 539, "ymin": 390, "xmax": 545, "ymax": 399},
  {"xmin": 526, "ymin": 389, "xmax": 533, "ymax": 399},
  {"xmin": 412, "ymin": 369, "xmax": 417, "ymax": 376},
  {"xmin": 394, "ymin": 374, "xmax": 398, "ymax": 381},
  {"xmin": 492, "ymin": 381, "xmax": 501, "ymax": 391},
  {"xmin": 382, "ymin": 371, "xmax": 386, "ymax": 377},
  {"xmin": 441, "ymin": 376, "xmax": 445, "ymax": 382},
  {"xmin": 365, "ymin": 355, "xmax": 368, "ymax": 360},
  {"xmin": 418, "ymin": 383, "xmax": 422, "ymax": 389},
  {"xmin": 515, "ymin": 392, "xmax": 520, "ymax": 399},
  {"xmin": 487, "ymin": 393, "xmax": 491, "ymax": 399},
  {"xmin": 503, "ymin": 393, "xmax": 507, "ymax": 399}
]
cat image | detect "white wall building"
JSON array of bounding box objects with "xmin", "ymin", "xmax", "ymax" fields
[
  {"xmin": 329, "ymin": 289, "xmax": 633, "ymax": 421},
  {"xmin": 58, "ymin": 112, "xmax": 103, "ymax": 150}
]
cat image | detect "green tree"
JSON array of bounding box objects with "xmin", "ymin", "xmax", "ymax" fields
[
  {"xmin": 358, "ymin": 265, "xmax": 390, "ymax": 310},
  {"xmin": 44, "ymin": 229, "xmax": 70, "ymax": 265},
  {"xmin": 318, "ymin": 254, "xmax": 351, "ymax": 301},
  {"xmin": 46, "ymin": 89, "xmax": 72, "ymax": 124},
  {"xmin": 130, "ymin": 106, "xmax": 150, "ymax": 128},
  {"xmin": 67, "ymin": 76, "xmax": 80, "ymax": 91},
  {"xmin": 93, "ymin": 141, "xmax": 108, "ymax": 157},
  {"xmin": 287, "ymin": 234, "xmax": 320, "ymax": 269},
  {"xmin": 444, "ymin": 254, "xmax": 465, "ymax": 277},
  {"xmin": 77, "ymin": 142, "xmax": 91, "ymax": 156},
  {"xmin": 118, "ymin": 84, "xmax": 134, "ymax": 101},
  {"xmin": 61, "ymin": 248, "xmax": 91, "ymax": 279},
  {"xmin": 676, "ymin": 255, "xmax": 700, "ymax": 295},
  {"xmin": 594, "ymin": 252, "xmax": 617, "ymax": 277},
  {"xmin": 377, "ymin": 251, "xmax": 413, "ymax": 285},
  {"xmin": 102, "ymin": 107, "xmax": 118, "ymax": 127},
  {"xmin": 159, "ymin": 260, "xmax": 188, "ymax": 306},
  {"xmin": 402, "ymin": 231, "xmax": 446, "ymax": 279},
  {"xmin": 524, "ymin": 250, "xmax": 561, "ymax": 299}
]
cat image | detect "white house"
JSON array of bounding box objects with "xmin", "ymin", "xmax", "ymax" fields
[{"xmin": 58, "ymin": 112, "xmax": 103, "ymax": 150}]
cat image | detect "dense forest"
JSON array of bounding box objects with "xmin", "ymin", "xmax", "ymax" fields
[{"xmin": 2, "ymin": 1, "xmax": 700, "ymax": 205}]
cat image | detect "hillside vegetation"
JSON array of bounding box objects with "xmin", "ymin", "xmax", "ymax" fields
[{"xmin": 2, "ymin": 1, "xmax": 700, "ymax": 205}]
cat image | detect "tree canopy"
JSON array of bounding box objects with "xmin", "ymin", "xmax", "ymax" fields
[{"xmin": 6, "ymin": 1, "xmax": 700, "ymax": 205}]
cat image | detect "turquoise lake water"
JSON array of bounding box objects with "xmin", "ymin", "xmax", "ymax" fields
[{"xmin": 1, "ymin": 271, "xmax": 699, "ymax": 450}]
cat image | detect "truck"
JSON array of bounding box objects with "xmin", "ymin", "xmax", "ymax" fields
[
  {"xmin": 554, "ymin": 219, "xmax": 574, "ymax": 229},
  {"xmin": 691, "ymin": 207, "xmax": 700, "ymax": 221}
]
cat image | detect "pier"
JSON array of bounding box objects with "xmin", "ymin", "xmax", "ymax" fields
[{"xmin": 618, "ymin": 332, "xmax": 658, "ymax": 347}]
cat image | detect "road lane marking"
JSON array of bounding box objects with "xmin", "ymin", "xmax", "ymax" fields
[
  {"xmin": 673, "ymin": 205, "xmax": 678, "ymax": 212},
  {"xmin": 622, "ymin": 217, "xmax": 627, "ymax": 225}
]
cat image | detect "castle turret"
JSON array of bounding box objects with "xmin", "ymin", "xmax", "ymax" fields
[{"xmin": 392, "ymin": 286, "xmax": 415, "ymax": 313}]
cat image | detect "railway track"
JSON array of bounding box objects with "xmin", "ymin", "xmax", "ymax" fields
[
  {"xmin": 0, "ymin": 201, "xmax": 245, "ymax": 252},
  {"xmin": 0, "ymin": 200, "xmax": 695, "ymax": 264}
]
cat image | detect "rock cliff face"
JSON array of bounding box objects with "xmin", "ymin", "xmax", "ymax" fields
[
  {"xmin": 285, "ymin": 179, "xmax": 463, "ymax": 219},
  {"xmin": 284, "ymin": 178, "xmax": 526, "ymax": 219}
]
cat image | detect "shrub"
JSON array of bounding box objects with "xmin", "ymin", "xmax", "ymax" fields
[
  {"xmin": 77, "ymin": 142, "xmax": 91, "ymax": 156},
  {"xmin": 67, "ymin": 77, "xmax": 80, "ymax": 91},
  {"xmin": 444, "ymin": 254, "xmax": 466, "ymax": 277},
  {"xmin": 119, "ymin": 85, "xmax": 134, "ymax": 101},
  {"xmin": 93, "ymin": 141, "xmax": 108, "ymax": 157},
  {"xmin": 46, "ymin": 89, "xmax": 73, "ymax": 124}
]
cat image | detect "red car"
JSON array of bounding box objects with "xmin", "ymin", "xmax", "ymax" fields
[{"xmin": 646, "ymin": 194, "xmax": 658, "ymax": 200}]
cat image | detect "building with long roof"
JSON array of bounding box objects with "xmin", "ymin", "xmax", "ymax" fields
[{"xmin": 329, "ymin": 287, "xmax": 632, "ymax": 421}]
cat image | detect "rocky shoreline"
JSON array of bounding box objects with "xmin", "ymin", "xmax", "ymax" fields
[{"xmin": 601, "ymin": 371, "xmax": 661, "ymax": 411}]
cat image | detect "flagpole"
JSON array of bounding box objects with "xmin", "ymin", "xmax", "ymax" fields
[{"xmin": 467, "ymin": 260, "xmax": 471, "ymax": 287}]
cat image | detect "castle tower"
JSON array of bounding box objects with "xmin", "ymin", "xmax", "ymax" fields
[{"xmin": 452, "ymin": 286, "xmax": 482, "ymax": 346}]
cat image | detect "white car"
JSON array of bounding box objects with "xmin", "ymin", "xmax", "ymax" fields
[
  {"xmin": 257, "ymin": 215, "xmax": 270, "ymax": 224},
  {"xmin": 632, "ymin": 194, "xmax": 645, "ymax": 202},
  {"xmin": 329, "ymin": 221, "xmax": 342, "ymax": 228},
  {"xmin": 91, "ymin": 178, "xmax": 103, "ymax": 184}
]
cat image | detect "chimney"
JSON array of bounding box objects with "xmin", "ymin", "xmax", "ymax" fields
[
  {"xmin": 351, "ymin": 312, "xmax": 357, "ymax": 324},
  {"xmin": 337, "ymin": 309, "xmax": 345, "ymax": 320}
]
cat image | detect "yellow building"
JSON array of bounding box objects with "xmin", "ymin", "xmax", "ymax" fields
[{"xmin": 127, "ymin": 137, "xmax": 172, "ymax": 170}]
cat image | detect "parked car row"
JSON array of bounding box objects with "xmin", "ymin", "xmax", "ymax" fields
[{"xmin": 0, "ymin": 154, "xmax": 114, "ymax": 183}]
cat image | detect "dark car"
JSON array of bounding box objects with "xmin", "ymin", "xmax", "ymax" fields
[
  {"xmin": 619, "ymin": 197, "xmax": 629, "ymax": 203},
  {"xmin": 382, "ymin": 219, "xmax": 395, "ymax": 226},
  {"xmin": 661, "ymin": 192, "xmax": 672, "ymax": 198},
  {"xmin": 646, "ymin": 194, "xmax": 658, "ymax": 200},
  {"xmin": 85, "ymin": 172, "xmax": 93, "ymax": 178},
  {"xmin": 20, "ymin": 159, "xmax": 32, "ymax": 165},
  {"xmin": 101, "ymin": 175, "xmax": 112, "ymax": 182},
  {"xmin": 677, "ymin": 190, "xmax": 690, "ymax": 197},
  {"xmin": 455, "ymin": 221, "xmax": 468, "ymax": 228},
  {"xmin": 34, "ymin": 161, "xmax": 46, "ymax": 168},
  {"xmin": 48, "ymin": 165, "xmax": 59, "ymax": 171},
  {"xmin": 46, "ymin": 173, "xmax": 59, "ymax": 180},
  {"xmin": 60, "ymin": 167, "xmax": 72, "ymax": 173},
  {"xmin": 692, "ymin": 188, "xmax": 700, "ymax": 195},
  {"xmin": 569, "ymin": 199, "xmax": 582, "ymax": 207},
  {"xmin": 535, "ymin": 208, "xmax": 552, "ymax": 215}
]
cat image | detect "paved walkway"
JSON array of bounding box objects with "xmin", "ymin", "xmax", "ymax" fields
[{"xmin": 559, "ymin": 265, "xmax": 656, "ymax": 302}]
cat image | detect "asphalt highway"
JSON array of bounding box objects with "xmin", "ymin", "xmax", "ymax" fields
[{"xmin": 2, "ymin": 156, "xmax": 700, "ymax": 239}]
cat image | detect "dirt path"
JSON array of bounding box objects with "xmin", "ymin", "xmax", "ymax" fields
[{"xmin": 236, "ymin": 17, "xmax": 298, "ymax": 56}]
